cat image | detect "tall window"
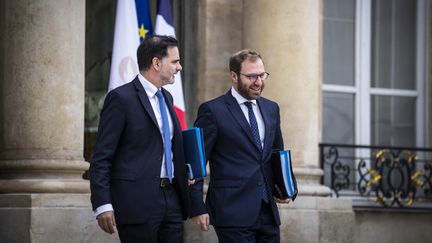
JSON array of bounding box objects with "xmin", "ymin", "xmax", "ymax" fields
[
  {"xmin": 323, "ymin": 0, "xmax": 427, "ymax": 148},
  {"xmin": 323, "ymin": 0, "xmax": 356, "ymax": 146}
]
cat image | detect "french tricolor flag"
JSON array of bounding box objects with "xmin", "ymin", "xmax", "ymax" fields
[{"xmin": 155, "ymin": 0, "xmax": 187, "ymax": 130}]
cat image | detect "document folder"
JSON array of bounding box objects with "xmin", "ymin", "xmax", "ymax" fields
[
  {"xmin": 271, "ymin": 149, "xmax": 298, "ymax": 200},
  {"xmin": 182, "ymin": 127, "xmax": 207, "ymax": 179}
]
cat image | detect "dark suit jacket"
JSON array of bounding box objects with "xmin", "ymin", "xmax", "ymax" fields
[
  {"xmin": 90, "ymin": 77, "xmax": 189, "ymax": 224},
  {"xmin": 190, "ymin": 90, "xmax": 284, "ymax": 227}
]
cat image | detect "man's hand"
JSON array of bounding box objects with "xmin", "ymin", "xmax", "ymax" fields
[
  {"xmin": 96, "ymin": 211, "xmax": 116, "ymax": 234},
  {"xmin": 273, "ymin": 197, "xmax": 291, "ymax": 204},
  {"xmin": 188, "ymin": 179, "xmax": 195, "ymax": 186},
  {"xmin": 191, "ymin": 213, "xmax": 210, "ymax": 231}
]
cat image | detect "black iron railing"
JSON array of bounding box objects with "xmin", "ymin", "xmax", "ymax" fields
[{"xmin": 320, "ymin": 143, "xmax": 432, "ymax": 208}]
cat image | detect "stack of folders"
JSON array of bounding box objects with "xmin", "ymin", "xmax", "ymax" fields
[
  {"xmin": 271, "ymin": 149, "xmax": 298, "ymax": 201},
  {"xmin": 182, "ymin": 127, "xmax": 207, "ymax": 180}
]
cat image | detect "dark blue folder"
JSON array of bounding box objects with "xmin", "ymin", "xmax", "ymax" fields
[
  {"xmin": 271, "ymin": 149, "xmax": 298, "ymax": 200},
  {"xmin": 182, "ymin": 127, "xmax": 207, "ymax": 179}
]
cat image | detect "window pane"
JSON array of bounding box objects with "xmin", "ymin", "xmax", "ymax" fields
[
  {"xmin": 323, "ymin": 0, "xmax": 355, "ymax": 86},
  {"xmin": 371, "ymin": 95, "xmax": 416, "ymax": 147},
  {"xmin": 371, "ymin": 0, "xmax": 416, "ymax": 89},
  {"xmin": 323, "ymin": 92, "xmax": 355, "ymax": 144},
  {"xmin": 324, "ymin": 0, "xmax": 355, "ymax": 20}
]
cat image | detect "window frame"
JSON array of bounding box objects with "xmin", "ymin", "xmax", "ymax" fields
[{"xmin": 322, "ymin": 0, "xmax": 428, "ymax": 148}]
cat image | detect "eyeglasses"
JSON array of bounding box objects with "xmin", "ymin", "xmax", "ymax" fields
[{"xmin": 240, "ymin": 72, "xmax": 270, "ymax": 82}]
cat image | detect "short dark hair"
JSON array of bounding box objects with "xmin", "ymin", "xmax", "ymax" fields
[
  {"xmin": 229, "ymin": 49, "xmax": 263, "ymax": 74},
  {"xmin": 137, "ymin": 35, "xmax": 179, "ymax": 71}
]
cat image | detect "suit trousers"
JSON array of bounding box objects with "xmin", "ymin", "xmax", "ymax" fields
[
  {"xmin": 116, "ymin": 181, "xmax": 183, "ymax": 243},
  {"xmin": 214, "ymin": 201, "xmax": 280, "ymax": 243}
]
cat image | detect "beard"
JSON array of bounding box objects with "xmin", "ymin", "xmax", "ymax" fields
[
  {"xmin": 162, "ymin": 74, "xmax": 176, "ymax": 85},
  {"xmin": 237, "ymin": 77, "xmax": 262, "ymax": 100},
  {"xmin": 164, "ymin": 78, "xmax": 175, "ymax": 85}
]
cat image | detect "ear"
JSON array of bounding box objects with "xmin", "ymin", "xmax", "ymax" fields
[
  {"xmin": 152, "ymin": 57, "xmax": 161, "ymax": 71},
  {"xmin": 230, "ymin": 71, "xmax": 238, "ymax": 84}
]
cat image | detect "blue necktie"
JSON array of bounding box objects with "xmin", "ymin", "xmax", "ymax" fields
[
  {"xmin": 245, "ymin": 102, "xmax": 269, "ymax": 203},
  {"xmin": 156, "ymin": 90, "xmax": 173, "ymax": 183}
]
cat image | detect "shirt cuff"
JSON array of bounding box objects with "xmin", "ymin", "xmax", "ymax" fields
[{"xmin": 94, "ymin": 204, "xmax": 114, "ymax": 218}]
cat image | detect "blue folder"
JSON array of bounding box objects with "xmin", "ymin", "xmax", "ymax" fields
[
  {"xmin": 182, "ymin": 127, "xmax": 207, "ymax": 179},
  {"xmin": 271, "ymin": 149, "xmax": 298, "ymax": 200}
]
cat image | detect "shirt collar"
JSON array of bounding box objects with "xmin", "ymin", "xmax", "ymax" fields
[
  {"xmin": 138, "ymin": 73, "xmax": 159, "ymax": 98},
  {"xmin": 230, "ymin": 87, "xmax": 257, "ymax": 106}
]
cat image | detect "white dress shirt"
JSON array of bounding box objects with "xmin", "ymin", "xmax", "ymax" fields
[
  {"xmin": 230, "ymin": 87, "xmax": 265, "ymax": 147},
  {"xmin": 138, "ymin": 74, "xmax": 174, "ymax": 179}
]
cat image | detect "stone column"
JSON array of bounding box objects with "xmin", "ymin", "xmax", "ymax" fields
[
  {"xmin": 0, "ymin": 1, "xmax": 114, "ymax": 243},
  {"xmin": 195, "ymin": 0, "xmax": 243, "ymax": 105},
  {"xmin": 243, "ymin": 0, "xmax": 329, "ymax": 199},
  {"xmin": 243, "ymin": 1, "xmax": 354, "ymax": 242},
  {"xmin": 0, "ymin": 0, "xmax": 88, "ymax": 193}
]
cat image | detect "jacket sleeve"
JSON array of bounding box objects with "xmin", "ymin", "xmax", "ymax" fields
[
  {"xmin": 89, "ymin": 91, "xmax": 126, "ymax": 210},
  {"xmin": 188, "ymin": 102, "xmax": 217, "ymax": 217}
]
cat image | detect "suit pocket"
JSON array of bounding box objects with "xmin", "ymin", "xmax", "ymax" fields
[
  {"xmin": 211, "ymin": 179, "xmax": 242, "ymax": 188},
  {"xmin": 110, "ymin": 172, "xmax": 136, "ymax": 181}
]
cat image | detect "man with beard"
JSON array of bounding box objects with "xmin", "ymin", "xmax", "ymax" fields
[
  {"xmin": 189, "ymin": 49, "xmax": 291, "ymax": 242},
  {"xmin": 90, "ymin": 35, "xmax": 190, "ymax": 243}
]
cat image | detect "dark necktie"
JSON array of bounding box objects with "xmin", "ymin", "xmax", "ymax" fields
[
  {"xmin": 156, "ymin": 90, "xmax": 173, "ymax": 183},
  {"xmin": 244, "ymin": 102, "xmax": 262, "ymax": 151},
  {"xmin": 244, "ymin": 101, "xmax": 269, "ymax": 203}
]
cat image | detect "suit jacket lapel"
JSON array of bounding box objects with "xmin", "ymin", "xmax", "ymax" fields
[
  {"xmin": 162, "ymin": 88, "xmax": 181, "ymax": 134},
  {"xmin": 133, "ymin": 78, "xmax": 159, "ymax": 128},
  {"xmin": 224, "ymin": 91, "xmax": 261, "ymax": 152}
]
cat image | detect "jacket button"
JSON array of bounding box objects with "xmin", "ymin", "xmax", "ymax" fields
[{"xmin": 257, "ymin": 181, "xmax": 263, "ymax": 186}]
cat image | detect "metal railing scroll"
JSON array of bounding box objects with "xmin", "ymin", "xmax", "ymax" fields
[{"xmin": 320, "ymin": 143, "xmax": 432, "ymax": 208}]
